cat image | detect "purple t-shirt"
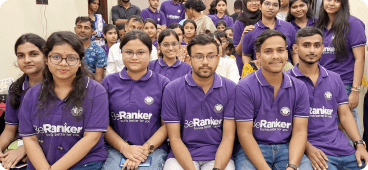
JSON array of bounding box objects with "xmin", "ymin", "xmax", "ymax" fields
[
  {"xmin": 235, "ymin": 69, "xmax": 310, "ymax": 144},
  {"xmin": 102, "ymin": 68, "xmax": 170, "ymax": 152},
  {"xmin": 148, "ymin": 58, "xmax": 192, "ymax": 81},
  {"xmin": 101, "ymin": 44, "xmax": 109, "ymax": 56},
  {"xmin": 162, "ymin": 72, "xmax": 237, "ymax": 161},
  {"xmin": 286, "ymin": 64, "xmax": 355, "ymax": 156},
  {"xmin": 242, "ymin": 19, "xmax": 296, "ymax": 62},
  {"xmin": 141, "ymin": 8, "xmax": 167, "ymax": 26},
  {"xmin": 209, "ymin": 14, "xmax": 234, "ymax": 28},
  {"xmin": 319, "ymin": 16, "xmax": 366, "ymax": 84},
  {"xmin": 153, "ymin": 39, "xmax": 158, "ymax": 50},
  {"xmin": 233, "ymin": 20, "xmax": 246, "ymax": 75},
  {"xmin": 160, "ymin": 0, "xmax": 185, "ymax": 27},
  {"xmin": 181, "ymin": 39, "xmax": 187, "ymax": 45},
  {"xmin": 290, "ymin": 18, "xmax": 316, "ymax": 32},
  {"xmin": 18, "ymin": 77, "xmax": 109, "ymax": 170}
]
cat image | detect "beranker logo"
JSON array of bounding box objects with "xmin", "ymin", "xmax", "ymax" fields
[
  {"xmin": 144, "ymin": 96, "xmax": 154, "ymax": 105},
  {"xmin": 310, "ymin": 106, "xmax": 333, "ymax": 118},
  {"xmin": 280, "ymin": 107, "xmax": 290, "ymax": 116},
  {"xmin": 323, "ymin": 47, "xmax": 335, "ymax": 54},
  {"xmin": 324, "ymin": 91, "xmax": 332, "ymax": 100},
  {"xmin": 111, "ymin": 111, "xmax": 153, "ymax": 123},
  {"xmin": 33, "ymin": 123, "xmax": 83, "ymax": 137},
  {"xmin": 71, "ymin": 106, "xmax": 83, "ymax": 116},
  {"xmin": 167, "ymin": 14, "xmax": 180, "ymax": 19},
  {"xmin": 184, "ymin": 117, "xmax": 223, "ymax": 129},
  {"xmin": 214, "ymin": 104, "xmax": 223, "ymax": 113},
  {"xmin": 253, "ymin": 119, "xmax": 292, "ymax": 131}
]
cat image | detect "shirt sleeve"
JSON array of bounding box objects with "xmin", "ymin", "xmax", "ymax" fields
[
  {"xmin": 161, "ymin": 85, "xmax": 180, "ymax": 123},
  {"xmin": 335, "ymin": 74, "xmax": 349, "ymax": 105},
  {"xmin": 160, "ymin": 3, "xmax": 166, "ymax": 15},
  {"xmin": 96, "ymin": 46, "xmax": 108, "ymax": 68},
  {"xmin": 235, "ymin": 84, "xmax": 255, "ymax": 122},
  {"xmin": 106, "ymin": 45, "xmax": 118, "ymax": 75},
  {"xmin": 293, "ymin": 82, "xmax": 310, "ymax": 118},
  {"xmin": 224, "ymin": 81, "xmax": 236, "ymax": 120},
  {"xmin": 85, "ymin": 84, "xmax": 109, "ymax": 132},
  {"xmin": 136, "ymin": 7, "xmax": 142, "ymax": 16},
  {"xmin": 140, "ymin": 10, "xmax": 148, "ymax": 20},
  {"xmin": 111, "ymin": 6, "xmax": 119, "ymax": 23},
  {"xmin": 160, "ymin": 12, "xmax": 167, "ymax": 26},
  {"xmin": 348, "ymin": 18, "xmax": 366, "ymax": 48},
  {"xmin": 4, "ymin": 95, "xmax": 19, "ymax": 125},
  {"xmin": 18, "ymin": 96, "xmax": 36, "ymax": 137},
  {"xmin": 227, "ymin": 17, "xmax": 234, "ymax": 27},
  {"xmin": 242, "ymin": 31, "xmax": 254, "ymax": 55}
]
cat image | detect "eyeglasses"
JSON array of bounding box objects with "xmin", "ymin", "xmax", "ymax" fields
[
  {"xmin": 291, "ymin": 3, "xmax": 307, "ymax": 10},
  {"xmin": 247, "ymin": 0, "xmax": 260, "ymax": 3},
  {"xmin": 161, "ymin": 42, "xmax": 179, "ymax": 49},
  {"xmin": 191, "ymin": 55, "xmax": 218, "ymax": 61},
  {"xmin": 49, "ymin": 55, "xmax": 80, "ymax": 66},
  {"xmin": 122, "ymin": 50, "xmax": 149, "ymax": 59},
  {"xmin": 263, "ymin": 1, "xmax": 279, "ymax": 8}
]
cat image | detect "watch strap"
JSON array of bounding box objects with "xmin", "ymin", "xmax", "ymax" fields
[
  {"xmin": 145, "ymin": 141, "xmax": 155, "ymax": 153},
  {"xmin": 286, "ymin": 163, "xmax": 299, "ymax": 170},
  {"xmin": 354, "ymin": 140, "xmax": 366, "ymax": 149}
]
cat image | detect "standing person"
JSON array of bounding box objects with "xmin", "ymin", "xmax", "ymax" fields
[
  {"xmin": 230, "ymin": 0, "xmax": 243, "ymax": 22},
  {"xmin": 233, "ymin": 0, "xmax": 261, "ymax": 75},
  {"xmin": 111, "ymin": 0, "xmax": 141, "ymax": 25},
  {"xmin": 235, "ymin": 30, "xmax": 310, "ymax": 170},
  {"xmin": 287, "ymin": 26, "xmax": 368, "ymax": 170},
  {"xmin": 277, "ymin": 0, "xmax": 289, "ymax": 20},
  {"xmin": 316, "ymin": 0, "xmax": 366, "ymax": 138},
  {"xmin": 286, "ymin": 0, "xmax": 315, "ymax": 32},
  {"xmin": 144, "ymin": 19, "xmax": 159, "ymax": 50},
  {"xmin": 162, "ymin": 34, "xmax": 236, "ymax": 170},
  {"xmin": 106, "ymin": 15, "xmax": 158, "ymax": 76},
  {"xmin": 209, "ymin": 0, "xmax": 234, "ymax": 28},
  {"xmin": 74, "ymin": 16, "xmax": 107, "ymax": 83},
  {"xmin": 184, "ymin": 0, "xmax": 217, "ymax": 35},
  {"xmin": 0, "ymin": 34, "xmax": 45, "ymax": 170},
  {"xmin": 101, "ymin": 24, "xmax": 118, "ymax": 56},
  {"xmin": 88, "ymin": 0, "xmax": 106, "ymax": 47},
  {"xmin": 102, "ymin": 30, "xmax": 170, "ymax": 170},
  {"xmin": 182, "ymin": 19, "xmax": 197, "ymax": 45},
  {"xmin": 141, "ymin": 0, "xmax": 167, "ymax": 30},
  {"xmin": 149, "ymin": 29, "xmax": 192, "ymax": 81},
  {"xmin": 19, "ymin": 31, "xmax": 109, "ymax": 170},
  {"xmin": 168, "ymin": 23, "xmax": 191, "ymax": 63},
  {"xmin": 161, "ymin": 0, "xmax": 186, "ymax": 27},
  {"xmin": 216, "ymin": 20, "xmax": 227, "ymax": 32}
]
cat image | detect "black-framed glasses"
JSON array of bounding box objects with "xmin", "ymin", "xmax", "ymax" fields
[
  {"xmin": 161, "ymin": 42, "xmax": 179, "ymax": 49},
  {"xmin": 248, "ymin": 0, "xmax": 260, "ymax": 2},
  {"xmin": 122, "ymin": 50, "xmax": 149, "ymax": 59},
  {"xmin": 49, "ymin": 55, "xmax": 80, "ymax": 66},
  {"xmin": 191, "ymin": 55, "xmax": 218, "ymax": 61}
]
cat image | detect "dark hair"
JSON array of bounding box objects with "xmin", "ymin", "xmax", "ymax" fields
[
  {"xmin": 120, "ymin": 30, "xmax": 152, "ymax": 53},
  {"xmin": 214, "ymin": 30, "xmax": 228, "ymax": 40},
  {"xmin": 183, "ymin": 19, "xmax": 197, "ymax": 30},
  {"xmin": 187, "ymin": 34, "xmax": 220, "ymax": 56},
  {"xmin": 75, "ymin": 16, "xmax": 94, "ymax": 29},
  {"xmin": 315, "ymin": 0, "xmax": 350, "ymax": 61},
  {"xmin": 216, "ymin": 0, "xmax": 227, "ymax": 5},
  {"xmin": 224, "ymin": 27, "xmax": 233, "ymax": 33},
  {"xmin": 103, "ymin": 24, "xmax": 118, "ymax": 35},
  {"xmin": 185, "ymin": 0, "xmax": 206, "ymax": 12},
  {"xmin": 127, "ymin": 15, "xmax": 144, "ymax": 24},
  {"xmin": 226, "ymin": 37, "xmax": 236, "ymax": 56},
  {"xmin": 144, "ymin": 18, "xmax": 158, "ymax": 29},
  {"xmin": 117, "ymin": 23, "xmax": 126, "ymax": 31},
  {"xmin": 295, "ymin": 26, "xmax": 323, "ymax": 42},
  {"xmin": 88, "ymin": 0, "xmax": 100, "ymax": 10},
  {"xmin": 158, "ymin": 29, "xmax": 180, "ymax": 57},
  {"xmin": 260, "ymin": 0, "xmax": 281, "ymax": 7},
  {"xmin": 254, "ymin": 30, "xmax": 287, "ymax": 52},
  {"xmin": 40, "ymin": 31, "xmax": 93, "ymax": 119},
  {"xmin": 216, "ymin": 20, "xmax": 227, "ymax": 28},
  {"xmin": 234, "ymin": 0, "xmax": 242, "ymax": 10},
  {"xmin": 9, "ymin": 33, "xmax": 46, "ymax": 109},
  {"xmin": 168, "ymin": 23, "xmax": 184, "ymax": 34},
  {"xmin": 285, "ymin": 0, "xmax": 313, "ymax": 22},
  {"xmin": 209, "ymin": 0, "xmax": 217, "ymax": 14}
]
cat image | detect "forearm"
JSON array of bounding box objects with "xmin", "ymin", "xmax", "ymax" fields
[
  {"xmin": 0, "ymin": 125, "xmax": 17, "ymax": 152},
  {"xmin": 104, "ymin": 125, "xmax": 128, "ymax": 151},
  {"xmin": 170, "ymin": 138, "xmax": 196, "ymax": 170},
  {"xmin": 235, "ymin": 44, "xmax": 242, "ymax": 55},
  {"xmin": 289, "ymin": 130, "xmax": 307, "ymax": 166},
  {"xmin": 340, "ymin": 110, "xmax": 361, "ymax": 142},
  {"xmin": 114, "ymin": 19, "xmax": 128, "ymax": 25},
  {"xmin": 145, "ymin": 125, "xmax": 167, "ymax": 149},
  {"xmin": 353, "ymin": 57, "xmax": 364, "ymax": 87},
  {"xmin": 242, "ymin": 54, "xmax": 252, "ymax": 65},
  {"xmin": 52, "ymin": 132, "xmax": 102, "ymax": 169},
  {"xmin": 214, "ymin": 138, "xmax": 234, "ymax": 169},
  {"xmin": 23, "ymin": 136, "xmax": 50, "ymax": 169},
  {"xmin": 239, "ymin": 134, "xmax": 270, "ymax": 170},
  {"xmin": 95, "ymin": 67, "xmax": 104, "ymax": 82}
]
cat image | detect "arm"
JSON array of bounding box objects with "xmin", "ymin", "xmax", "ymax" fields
[
  {"xmin": 0, "ymin": 125, "xmax": 27, "ymax": 169},
  {"xmin": 111, "ymin": 7, "xmax": 127, "ymax": 25},
  {"xmin": 288, "ymin": 117, "xmax": 308, "ymax": 167},
  {"xmin": 22, "ymin": 135, "xmax": 50, "ymax": 169},
  {"xmin": 349, "ymin": 46, "xmax": 365, "ymax": 109},
  {"xmin": 106, "ymin": 47, "xmax": 117, "ymax": 76},
  {"xmin": 214, "ymin": 119, "xmax": 236, "ymax": 169},
  {"xmin": 95, "ymin": 67, "xmax": 104, "ymax": 83},
  {"xmin": 305, "ymin": 141, "xmax": 329, "ymax": 170},
  {"xmin": 242, "ymin": 54, "xmax": 252, "ymax": 65},
  {"xmin": 167, "ymin": 123, "xmax": 196, "ymax": 170},
  {"xmin": 235, "ymin": 25, "xmax": 255, "ymax": 55},
  {"xmin": 114, "ymin": 19, "xmax": 128, "ymax": 25},
  {"xmin": 142, "ymin": 120, "xmax": 167, "ymax": 151},
  {"xmin": 0, "ymin": 125, "xmax": 17, "ymax": 153}
]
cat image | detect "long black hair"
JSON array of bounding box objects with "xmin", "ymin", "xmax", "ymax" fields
[
  {"xmin": 9, "ymin": 33, "xmax": 46, "ymax": 109},
  {"xmin": 39, "ymin": 31, "xmax": 93, "ymax": 119},
  {"xmin": 315, "ymin": 0, "xmax": 350, "ymax": 61},
  {"xmin": 285, "ymin": 0, "xmax": 313, "ymax": 22},
  {"xmin": 209, "ymin": 0, "xmax": 217, "ymax": 14},
  {"xmin": 158, "ymin": 29, "xmax": 179, "ymax": 57},
  {"xmin": 185, "ymin": 0, "xmax": 207, "ymax": 12}
]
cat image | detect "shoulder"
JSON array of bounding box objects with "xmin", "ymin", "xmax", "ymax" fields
[
  {"xmin": 112, "ymin": 5, "xmax": 120, "ymax": 10},
  {"xmin": 23, "ymin": 83, "xmax": 42, "ymax": 102},
  {"xmin": 151, "ymin": 71, "xmax": 170, "ymax": 86},
  {"xmin": 219, "ymin": 74, "xmax": 237, "ymax": 90},
  {"xmin": 288, "ymin": 74, "xmax": 307, "ymax": 90},
  {"xmin": 165, "ymin": 75, "xmax": 186, "ymax": 90},
  {"xmin": 180, "ymin": 60, "xmax": 191, "ymax": 68},
  {"xmin": 348, "ymin": 15, "xmax": 365, "ymax": 27},
  {"xmin": 86, "ymin": 77, "xmax": 107, "ymax": 95},
  {"xmin": 237, "ymin": 72, "xmax": 257, "ymax": 88},
  {"xmin": 280, "ymin": 20, "xmax": 295, "ymax": 29}
]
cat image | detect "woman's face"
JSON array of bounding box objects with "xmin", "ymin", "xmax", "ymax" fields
[
  {"xmin": 216, "ymin": 1, "xmax": 227, "ymax": 14},
  {"xmin": 225, "ymin": 29, "xmax": 233, "ymax": 39},
  {"xmin": 247, "ymin": 0, "xmax": 261, "ymax": 12},
  {"xmin": 184, "ymin": 22, "xmax": 196, "ymax": 38},
  {"xmin": 121, "ymin": 39, "xmax": 151, "ymax": 73},
  {"xmin": 89, "ymin": 0, "xmax": 99, "ymax": 13},
  {"xmin": 160, "ymin": 34, "xmax": 180, "ymax": 59},
  {"xmin": 144, "ymin": 22, "xmax": 157, "ymax": 39},
  {"xmin": 216, "ymin": 24, "xmax": 226, "ymax": 31},
  {"xmin": 290, "ymin": 0, "xmax": 309, "ymax": 19},
  {"xmin": 260, "ymin": 0, "xmax": 279, "ymax": 18},
  {"xmin": 172, "ymin": 27, "xmax": 184, "ymax": 44},
  {"xmin": 16, "ymin": 42, "xmax": 46, "ymax": 76},
  {"xmin": 323, "ymin": 0, "xmax": 341, "ymax": 15},
  {"xmin": 47, "ymin": 43, "xmax": 81, "ymax": 81}
]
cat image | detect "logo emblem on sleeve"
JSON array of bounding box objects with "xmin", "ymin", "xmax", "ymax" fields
[
  {"xmin": 144, "ymin": 96, "xmax": 154, "ymax": 105},
  {"xmin": 280, "ymin": 107, "xmax": 290, "ymax": 116},
  {"xmin": 214, "ymin": 104, "xmax": 223, "ymax": 113},
  {"xmin": 71, "ymin": 106, "xmax": 83, "ymax": 116},
  {"xmin": 324, "ymin": 91, "xmax": 332, "ymax": 100}
]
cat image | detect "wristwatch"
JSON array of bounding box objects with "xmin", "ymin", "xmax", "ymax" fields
[
  {"xmin": 212, "ymin": 168, "xmax": 221, "ymax": 170},
  {"xmin": 354, "ymin": 140, "xmax": 366, "ymax": 149},
  {"xmin": 352, "ymin": 85, "xmax": 362, "ymax": 92},
  {"xmin": 286, "ymin": 163, "xmax": 299, "ymax": 170},
  {"xmin": 145, "ymin": 141, "xmax": 155, "ymax": 153}
]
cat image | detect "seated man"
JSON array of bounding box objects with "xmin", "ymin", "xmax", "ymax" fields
[
  {"xmin": 162, "ymin": 34, "xmax": 236, "ymax": 170},
  {"xmin": 235, "ymin": 30, "xmax": 310, "ymax": 170},
  {"xmin": 287, "ymin": 27, "xmax": 368, "ymax": 170},
  {"xmin": 74, "ymin": 16, "xmax": 107, "ymax": 82},
  {"xmin": 140, "ymin": 0, "xmax": 167, "ymax": 30}
]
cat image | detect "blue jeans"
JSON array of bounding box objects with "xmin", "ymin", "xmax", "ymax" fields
[
  {"xmin": 234, "ymin": 143, "xmax": 310, "ymax": 170},
  {"xmin": 102, "ymin": 145, "xmax": 167, "ymax": 170},
  {"xmin": 300, "ymin": 153, "xmax": 365, "ymax": 170},
  {"xmin": 26, "ymin": 161, "xmax": 104, "ymax": 170},
  {"xmin": 343, "ymin": 84, "xmax": 363, "ymax": 145}
]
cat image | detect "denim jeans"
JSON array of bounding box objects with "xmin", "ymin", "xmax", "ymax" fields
[
  {"xmin": 300, "ymin": 153, "xmax": 365, "ymax": 170},
  {"xmin": 163, "ymin": 158, "xmax": 235, "ymax": 170},
  {"xmin": 26, "ymin": 161, "xmax": 105, "ymax": 170},
  {"xmin": 344, "ymin": 84, "xmax": 363, "ymax": 145},
  {"xmin": 102, "ymin": 145, "xmax": 167, "ymax": 170},
  {"xmin": 234, "ymin": 143, "xmax": 310, "ymax": 170}
]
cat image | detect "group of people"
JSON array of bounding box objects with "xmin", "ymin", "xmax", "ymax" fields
[{"xmin": 1, "ymin": 0, "xmax": 368, "ymax": 170}]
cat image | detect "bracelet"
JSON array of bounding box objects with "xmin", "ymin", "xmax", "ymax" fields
[
  {"xmin": 351, "ymin": 88, "xmax": 361, "ymax": 92},
  {"xmin": 119, "ymin": 143, "xmax": 128, "ymax": 153}
]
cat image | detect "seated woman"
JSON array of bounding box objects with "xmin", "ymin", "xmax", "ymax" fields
[
  {"xmin": 102, "ymin": 30, "xmax": 170, "ymax": 170},
  {"xmin": 0, "ymin": 33, "xmax": 46, "ymax": 170},
  {"xmin": 19, "ymin": 31, "xmax": 109, "ymax": 170}
]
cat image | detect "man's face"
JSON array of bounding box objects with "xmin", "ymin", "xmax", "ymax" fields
[
  {"xmin": 294, "ymin": 34, "xmax": 324, "ymax": 65},
  {"xmin": 74, "ymin": 21, "xmax": 93, "ymax": 41},
  {"xmin": 149, "ymin": 0, "xmax": 159, "ymax": 9},
  {"xmin": 125, "ymin": 20, "xmax": 144, "ymax": 32},
  {"xmin": 256, "ymin": 36, "xmax": 288, "ymax": 74},
  {"xmin": 190, "ymin": 43, "xmax": 220, "ymax": 78}
]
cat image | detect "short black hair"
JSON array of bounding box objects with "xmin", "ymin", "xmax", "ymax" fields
[
  {"xmin": 214, "ymin": 31, "xmax": 228, "ymax": 39},
  {"xmin": 183, "ymin": 19, "xmax": 197, "ymax": 30},
  {"xmin": 120, "ymin": 30, "xmax": 152, "ymax": 53},
  {"xmin": 75, "ymin": 16, "xmax": 94, "ymax": 29},
  {"xmin": 127, "ymin": 15, "xmax": 144, "ymax": 24},
  {"xmin": 168, "ymin": 23, "xmax": 184, "ymax": 34},
  {"xmin": 103, "ymin": 24, "xmax": 118, "ymax": 35},
  {"xmin": 144, "ymin": 18, "xmax": 158, "ymax": 29},
  {"xmin": 254, "ymin": 30, "xmax": 286, "ymax": 53},
  {"xmin": 185, "ymin": 0, "xmax": 206, "ymax": 12},
  {"xmin": 117, "ymin": 23, "xmax": 126, "ymax": 31},
  {"xmin": 187, "ymin": 34, "xmax": 220, "ymax": 56},
  {"xmin": 224, "ymin": 27, "xmax": 233, "ymax": 33},
  {"xmin": 234, "ymin": 0, "xmax": 242, "ymax": 9},
  {"xmin": 216, "ymin": 20, "xmax": 227, "ymax": 28},
  {"xmin": 295, "ymin": 26, "xmax": 323, "ymax": 42}
]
